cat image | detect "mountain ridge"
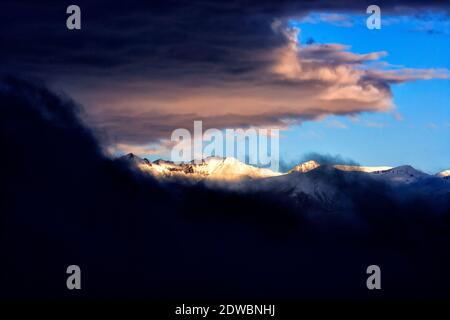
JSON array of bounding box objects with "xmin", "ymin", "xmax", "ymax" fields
[
  {"xmin": 120, "ymin": 153, "xmax": 281, "ymax": 181},
  {"xmin": 119, "ymin": 153, "xmax": 449, "ymax": 185},
  {"xmin": 120, "ymin": 153, "xmax": 447, "ymax": 178}
]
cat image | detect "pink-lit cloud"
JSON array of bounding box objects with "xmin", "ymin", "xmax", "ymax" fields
[{"xmin": 69, "ymin": 21, "xmax": 450, "ymax": 153}]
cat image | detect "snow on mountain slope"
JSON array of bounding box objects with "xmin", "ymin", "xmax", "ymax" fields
[
  {"xmin": 239, "ymin": 166, "xmax": 354, "ymax": 210},
  {"xmin": 120, "ymin": 154, "xmax": 449, "ymax": 208},
  {"xmin": 191, "ymin": 157, "xmax": 281, "ymax": 180},
  {"xmin": 289, "ymin": 160, "xmax": 320, "ymax": 173},
  {"xmin": 121, "ymin": 152, "xmax": 150, "ymax": 165},
  {"xmin": 120, "ymin": 153, "xmax": 447, "ymax": 188},
  {"xmin": 121, "ymin": 154, "xmax": 281, "ymax": 181},
  {"xmin": 369, "ymin": 165, "xmax": 429, "ymax": 184},
  {"xmin": 288, "ymin": 161, "xmax": 392, "ymax": 174},
  {"xmin": 436, "ymin": 170, "xmax": 450, "ymax": 178},
  {"xmin": 333, "ymin": 165, "xmax": 393, "ymax": 173}
]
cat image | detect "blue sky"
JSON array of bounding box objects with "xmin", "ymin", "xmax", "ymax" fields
[{"xmin": 281, "ymin": 12, "xmax": 450, "ymax": 173}]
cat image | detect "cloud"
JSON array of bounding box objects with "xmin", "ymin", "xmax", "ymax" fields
[
  {"xmin": 364, "ymin": 121, "xmax": 388, "ymax": 128},
  {"xmin": 326, "ymin": 120, "xmax": 348, "ymax": 129},
  {"xmin": 2, "ymin": 0, "xmax": 450, "ymax": 153},
  {"xmin": 392, "ymin": 111, "xmax": 404, "ymax": 121},
  {"xmin": 301, "ymin": 13, "xmax": 354, "ymax": 27},
  {"xmin": 110, "ymin": 143, "xmax": 172, "ymax": 157},
  {"xmin": 384, "ymin": 12, "xmax": 450, "ymax": 34},
  {"xmin": 301, "ymin": 152, "xmax": 359, "ymax": 166},
  {"xmin": 83, "ymin": 23, "xmax": 448, "ymax": 151},
  {"xmin": 364, "ymin": 68, "xmax": 450, "ymax": 83},
  {"xmin": 299, "ymin": 44, "xmax": 387, "ymax": 64},
  {"xmin": 319, "ymin": 13, "xmax": 354, "ymax": 27},
  {"xmin": 279, "ymin": 152, "xmax": 360, "ymax": 172}
]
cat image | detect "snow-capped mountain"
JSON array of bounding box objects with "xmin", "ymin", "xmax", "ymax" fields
[
  {"xmin": 241, "ymin": 167, "xmax": 342, "ymax": 207},
  {"xmin": 120, "ymin": 153, "xmax": 449, "ymax": 187},
  {"xmin": 289, "ymin": 160, "xmax": 392, "ymax": 174},
  {"xmin": 250, "ymin": 166, "xmax": 448, "ymax": 209},
  {"xmin": 333, "ymin": 164, "xmax": 393, "ymax": 173},
  {"xmin": 369, "ymin": 165, "xmax": 429, "ymax": 184},
  {"xmin": 436, "ymin": 170, "xmax": 450, "ymax": 179},
  {"xmin": 119, "ymin": 153, "xmax": 450, "ymax": 210},
  {"xmin": 287, "ymin": 161, "xmax": 450, "ymax": 184},
  {"xmin": 289, "ymin": 160, "xmax": 320, "ymax": 173},
  {"xmin": 120, "ymin": 154, "xmax": 281, "ymax": 180}
]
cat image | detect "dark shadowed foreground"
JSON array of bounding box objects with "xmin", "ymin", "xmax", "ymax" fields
[{"xmin": 1, "ymin": 77, "xmax": 449, "ymax": 299}]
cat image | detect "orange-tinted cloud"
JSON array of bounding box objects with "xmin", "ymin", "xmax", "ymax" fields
[{"xmin": 77, "ymin": 21, "xmax": 449, "ymax": 151}]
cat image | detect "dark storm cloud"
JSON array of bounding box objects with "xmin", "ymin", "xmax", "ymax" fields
[
  {"xmin": 1, "ymin": 0, "xmax": 449, "ymax": 147},
  {"xmin": 2, "ymin": 0, "xmax": 448, "ymax": 78},
  {"xmin": 93, "ymin": 110, "xmax": 317, "ymax": 145}
]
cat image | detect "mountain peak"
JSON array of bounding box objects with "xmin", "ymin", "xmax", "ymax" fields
[
  {"xmin": 370, "ymin": 165, "xmax": 428, "ymax": 184},
  {"xmin": 125, "ymin": 152, "xmax": 136, "ymax": 158},
  {"xmin": 120, "ymin": 152, "xmax": 141, "ymax": 161},
  {"xmin": 129, "ymin": 156, "xmax": 281, "ymax": 181},
  {"xmin": 153, "ymin": 159, "xmax": 175, "ymax": 165},
  {"xmin": 120, "ymin": 153, "xmax": 151, "ymax": 165},
  {"xmin": 289, "ymin": 160, "xmax": 321, "ymax": 173},
  {"xmin": 385, "ymin": 165, "xmax": 424, "ymax": 174},
  {"xmin": 436, "ymin": 170, "xmax": 450, "ymax": 178}
]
